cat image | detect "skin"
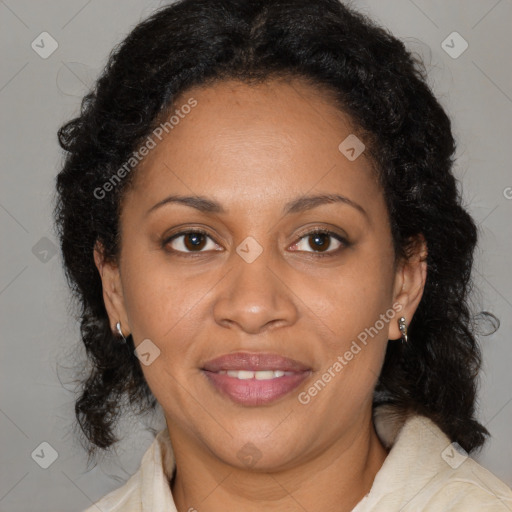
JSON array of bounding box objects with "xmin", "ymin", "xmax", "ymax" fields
[{"xmin": 94, "ymin": 77, "xmax": 427, "ymax": 512}]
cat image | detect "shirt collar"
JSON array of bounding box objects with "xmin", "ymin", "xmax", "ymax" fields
[{"xmin": 139, "ymin": 426, "xmax": 177, "ymax": 511}]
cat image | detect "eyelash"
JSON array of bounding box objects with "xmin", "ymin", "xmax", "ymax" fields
[{"xmin": 162, "ymin": 228, "xmax": 349, "ymax": 258}]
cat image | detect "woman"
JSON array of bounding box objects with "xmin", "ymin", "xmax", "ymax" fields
[{"xmin": 55, "ymin": 0, "xmax": 512, "ymax": 510}]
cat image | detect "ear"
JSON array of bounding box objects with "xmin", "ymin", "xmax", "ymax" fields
[
  {"xmin": 93, "ymin": 241, "xmax": 130, "ymax": 336},
  {"xmin": 388, "ymin": 234, "xmax": 428, "ymax": 340}
]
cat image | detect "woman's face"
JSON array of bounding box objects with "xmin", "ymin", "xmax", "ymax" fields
[{"xmin": 99, "ymin": 78, "xmax": 422, "ymax": 471}]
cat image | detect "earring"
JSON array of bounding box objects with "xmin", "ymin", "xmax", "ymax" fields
[
  {"xmin": 116, "ymin": 321, "xmax": 127, "ymax": 343},
  {"xmin": 398, "ymin": 317, "xmax": 408, "ymax": 344}
]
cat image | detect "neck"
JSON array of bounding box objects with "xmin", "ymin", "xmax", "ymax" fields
[{"xmin": 169, "ymin": 412, "xmax": 388, "ymax": 512}]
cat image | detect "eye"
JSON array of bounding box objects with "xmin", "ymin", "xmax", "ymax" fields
[
  {"xmin": 163, "ymin": 228, "xmax": 347, "ymax": 256},
  {"xmin": 290, "ymin": 229, "xmax": 347, "ymax": 255},
  {"xmin": 164, "ymin": 230, "xmax": 221, "ymax": 253}
]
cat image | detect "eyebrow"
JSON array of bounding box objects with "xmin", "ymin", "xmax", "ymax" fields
[
  {"xmin": 284, "ymin": 193, "xmax": 367, "ymax": 218},
  {"xmin": 147, "ymin": 195, "xmax": 225, "ymax": 215},
  {"xmin": 146, "ymin": 193, "xmax": 368, "ymax": 218}
]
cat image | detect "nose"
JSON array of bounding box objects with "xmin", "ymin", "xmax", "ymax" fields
[{"xmin": 212, "ymin": 248, "xmax": 299, "ymax": 335}]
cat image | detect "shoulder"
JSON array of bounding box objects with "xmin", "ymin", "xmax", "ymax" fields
[
  {"xmin": 410, "ymin": 447, "xmax": 512, "ymax": 512},
  {"xmin": 82, "ymin": 471, "xmax": 142, "ymax": 512},
  {"xmin": 410, "ymin": 454, "xmax": 512, "ymax": 511},
  {"xmin": 82, "ymin": 428, "xmax": 176, "ymax": 512},
  {"xmin": 355, "ymin": 406, "xmax": 512, "ymax": 511}
]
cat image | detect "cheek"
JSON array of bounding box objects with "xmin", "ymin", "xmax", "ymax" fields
[
  {"xmin": 119, "ymin": 258, "xmax": 210, "ymax": 407},
  {"xmin": 294, "ymin": 251, "xmax": 396, "ymax": 345},
  {"xmin": 120, "ymin": 253, "xmax": 204, "ymax": 343}
]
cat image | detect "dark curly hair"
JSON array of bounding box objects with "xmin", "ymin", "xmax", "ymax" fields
[{"xmin": 55, "ymin": 0, "xmax": 494, "ymax": 463}]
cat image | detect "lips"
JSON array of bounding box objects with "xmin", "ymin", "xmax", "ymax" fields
[
  {"xmin": 201, "ymin": 352, "xmax": 312, "ymax": 406},
  {"xmin": 202, "ymin": 352, "xmax": 311, "ymax": 372}
]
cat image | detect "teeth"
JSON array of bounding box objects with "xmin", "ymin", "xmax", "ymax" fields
[
  {"xmin": 220, "ymin": 370, "xmax": 294, "ymax": 380},
  {"xmin": 227, "ymin": 370, "xmax": 254, "ymax": 380},
  {"xmin": 255, "ymin": 371, "xmax": 277, "ymax": 380}
]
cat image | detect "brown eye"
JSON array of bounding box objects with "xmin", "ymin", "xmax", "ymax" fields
[
  {"xmin": 308, "ymin": 232, "xmax": 331, "ymax": 252},
  {"xmin": 183, "ymin": 232, "xmax": 207, "ymax": 251},
  {"xmin": 291, "ymin": 230, "xmax": 346, "ymax": 255},
  {"xmin": 165, "ymin": 230, "xmax": 219, "ymax": 253}
]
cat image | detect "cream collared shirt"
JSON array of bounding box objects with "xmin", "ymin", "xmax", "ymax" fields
[{"xmin": 83, "ymin": 407, "xmax": 512, "ymax": 511}]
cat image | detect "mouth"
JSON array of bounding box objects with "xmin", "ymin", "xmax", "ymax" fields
[{"xmin": 201, "ymin": 352, "xmax": 312, "ymax": 406}]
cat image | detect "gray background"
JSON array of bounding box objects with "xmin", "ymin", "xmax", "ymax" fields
[{"xmin": 0, "ymin": 1, "xmax": 511, "ymax": 510}]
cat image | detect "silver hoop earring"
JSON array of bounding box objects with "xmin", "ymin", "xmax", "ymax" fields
[
  {"xmin": 398, "ymin": 317, "xmax": 408, "ymax": 344},
  {"xmin": 116, "ymin": 321, "xmax": 127, "ymax": 343}
]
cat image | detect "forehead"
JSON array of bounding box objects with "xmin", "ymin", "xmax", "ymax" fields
[{"xmin": 124, "ymin": 78, "xmax": 382, "ymax": 218}]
